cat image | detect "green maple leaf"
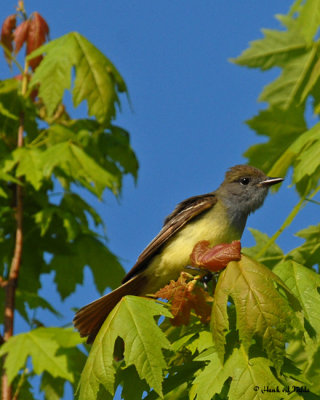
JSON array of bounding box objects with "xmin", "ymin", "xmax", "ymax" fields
[
  {"xmin": 118, "ymin": 366, "xmax": 150, "ymax": 400},
  {"xmin": 41, "ymin": 141, "xmax": 120, "ymax": 196},
  {"xmin": 273, "ymin": 260, "xmax": 320, "ymax": 335},
  {"xmin": 40, "ymin": 373, "xmax": 65, "ymax": 400},
  {"xmin": 0, "ymin": 80, "xmax": 38, "ymax": 140},
  {"xmin": 12, "ymin": 147, "xmax": 44, "ymax": 189},
  {"xmin": 267, "ymin": 122, "xmax": 320, "ymax": 196},
  {"xmin": 244, "ymin": 106, "xmax": 306, "ymax": 176},
  {"xmin": 15, "ymin": 290, "xmax": 61, "ymax": 323},
  {"xmin": 243, "ymin": 228, "xmax": 284, "ymax": 268},
  {"xmin": 190, "ymin": 349, "xmax": 235, "ymax": 400},
  {"xmin": 287, "ymin": 224, "xmax": 320, "ymax": 268},
  {"xmin": 0, "ymin": 327, "xmax": 83, "ymax": 383},
  {"xmin": 259, "ymin": 48, "xmax": 317, "ymax": 109},
  {"xmin": 28, "ymin": 32, "xmax": 127, "ymax": 124},
  {"xmin": 191, "ymin": 347, "xmax": 286, "ymax": 400},
  {"xmin": 50, "ymin": 234, "xmax": 124, "ymax": 299},
  {"xmin": 211, "ymin": 255, "xmax": 300, "ymax": 370},
  {"xmin": 78, "ymin": 296, "xmax": 171, "ymax": 399},
  {"xmin": 102, "ymin": 126, "xmax": 139, "ymax": 181},
  {"xmin": 0, "ymin": 101, "xmax": 19, "ymax": 120},
  {"xmin": 289, "ymin": 0, "xmax": 320, "ymax": 44},
  {"xmin": 228, "ymin": 351, "xmax": 286, "ymax": 400},
  {"xmin": 232, "ymin": 29, "xmax": 306, "ymax": 70}
]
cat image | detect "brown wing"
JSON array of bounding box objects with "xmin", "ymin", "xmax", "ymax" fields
[{"xmin": 122, "ymin": 193, "xmax": 217, "ymax": 283}]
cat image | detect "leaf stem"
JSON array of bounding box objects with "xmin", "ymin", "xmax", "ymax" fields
[
  {"xmin": 12, "ymin": 368, "xmax": 28, "ymax": 400},
  {"xmin": 0, "ymin": 43, "xmax": 24, "ymax": 75},
  {"xmin": 29, "ymin": 129, "xmax": 48, "ymax": 147}
]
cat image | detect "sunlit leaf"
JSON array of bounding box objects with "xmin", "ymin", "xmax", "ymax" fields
[
  {"xmin": 267, "ymin": 122, "xmax": 320, "ymax": 196},
  {"xmin": 232, "ymin": 29, "xmax": 306, "ymax": 70},
  {"xmin": 228, "ymin": 351, "xmax": 286, "ymax": 400},
  {"xmin": 41, "ymin": 141, "xmax": 120, "ymax": 196},
  {"xmin": 211, "ymin": 255, "xmax": 299, "ymax": 370},
  {"xmin": 0, "ymin": 328, "xmax": 83, "ymax": 383},
  {"xmin": 29, "ymin": 32, "xmax": 127, "ymax": 123},
  {"xmin": 78, "ymin": 297, "xmax": 171, "ymax": 399},
  {"xmin": 286, "ymin": 224, "xmax": 320, "ymax": 268},
  {"xmin": 190, "ymin": 348, "xmax": 237, "ymax": 400},
  {"xmin": 293, "ymin": 0, "xmax": 320, "ymax": 44},
  {"xmin": 273, "ymin": 260, "xmax": 320, "ymax": 334},
  {"xmin": 245, "ymin": 106, "xmax": 306, "ymax": 175},
  {"xmin": 12, "ymin": 147, "xmax": 43, "ymax": 189},
  {"xmin": 259, "ymin": 48, "xmax": 317, "ymax": 109},
  {"xmin": 191, "ymin": 347, "xmax": 286, "ymax": 400},
  {"xmin": 243, "ymin": 228, "xmax": 284, "ymax": 268}
]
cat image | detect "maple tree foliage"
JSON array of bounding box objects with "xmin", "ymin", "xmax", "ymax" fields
[
  {"xmin": 76, "ymin": 1, "xmax": 320, "ymax": 399},
  {"xmin": 1, "ymin": 1, "xmax": 320, "ymax": 399},
  {"xmin": 0, "ymin": 2, "xmax": 137, "ymax": 399}
]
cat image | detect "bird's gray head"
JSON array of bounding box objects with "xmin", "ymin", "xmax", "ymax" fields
[{"xmin": 217, "ymin": 165, "xmax": 283, "ymax": 217}]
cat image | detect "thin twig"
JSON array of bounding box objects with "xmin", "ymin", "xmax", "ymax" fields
[
  {"xmin": 1, "ymin": 114, "xmax": 24, "ymax": 400},
  {"xmin": 12, "ymin": 368, "xmax": 28, "ymax": 400},
  {"xmin": 0, "ymin": 278, "xmax": 8, "ymax": 288},
  {"xmin": 0, "ymin": 43, "xmax": 24, "ymax": 75}
]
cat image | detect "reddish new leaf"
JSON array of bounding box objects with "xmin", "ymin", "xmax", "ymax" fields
[
  {"xmin": 27, "ymin": 12, "xmax": 49, "ymax": 70},
  {"xmin": 155, "ymin": 272, "xmax": 212, "ymax": 326},
  {"xmin": 157, "ymin": 276, "xmax": 192, "ymax": 325},
  {"xmin": 1, "ymin": 14, "xmax": 16, "ymax": 62},
  {"xmin": 190, "ymin": 240, "xmax": 241, "ymax": 272},
  {"xmin": 188, "ymin": 285, "xmax": 212, "ymax": 324},
  {"xmin": 13, "ymin": 20, "xmax": 30, "ymax": 54}
]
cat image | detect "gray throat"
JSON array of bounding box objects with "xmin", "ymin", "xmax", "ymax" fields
[{"xmin": 216, "ymin": 193, "xmax": 250, "ymax": 236}]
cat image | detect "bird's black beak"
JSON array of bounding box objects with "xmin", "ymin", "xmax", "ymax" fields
[{"xmin": 259, "ymin": 177, "xmax": 284, "ymax": 187}]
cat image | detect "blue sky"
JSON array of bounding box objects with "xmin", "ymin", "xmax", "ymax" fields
[{"xmin": 2, "ymin": 0, "xmax": 318, "ymax": 398}]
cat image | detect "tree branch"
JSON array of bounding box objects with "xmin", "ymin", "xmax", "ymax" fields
[
  {"xmin": 1, "ymin": 45, "xmax": 29, "ymax": 399},
  {"xmin": 1, "ymin": 113, "xmax": 24, "ymax": 400}
]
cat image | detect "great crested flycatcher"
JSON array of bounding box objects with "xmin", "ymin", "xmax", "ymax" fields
[{"xmin": 74, "ymin": 165, "xmax": 283, "ymax": 343}]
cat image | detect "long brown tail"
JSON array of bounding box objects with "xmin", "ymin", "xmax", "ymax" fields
[{"xmin": 73, "ymin": 274, "xmax": 147, "ymax": 343}]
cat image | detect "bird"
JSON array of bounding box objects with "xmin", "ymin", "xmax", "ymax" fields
[{"xmin": 73, "ymin": 164, "xmax": 283, "ymax": 343}]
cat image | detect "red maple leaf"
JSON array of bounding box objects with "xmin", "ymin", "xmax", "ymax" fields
[
  {"xmin": 155, "ymin": 272, "xmax": 212, "ymax": 326},
  {"xmin": 2, "ymin": 11, "xmax": 49, "ymax": 71},
  {"xmin": 26, "ymin": 12, "xmax": 49, "ymax": 70},
  {"xmin": 190, "ymin": 240, "xmax": 241, "ymax": 272},
  {"xmin": 13, "ymin": 19, "xmax": 30, "ymax": 54},
  {"xmin": 1, "ymin": 14, "xmax": 17, "ymax": 63}
]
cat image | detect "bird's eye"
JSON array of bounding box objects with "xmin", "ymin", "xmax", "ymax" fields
[{"xmin": 240, "ymin": 177, "xmax": 250, "ymax": 185}]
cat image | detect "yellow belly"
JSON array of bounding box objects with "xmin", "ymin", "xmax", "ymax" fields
[{"xmin": 141, "ymin": 201, "xmax": 241, "ymax": 294}]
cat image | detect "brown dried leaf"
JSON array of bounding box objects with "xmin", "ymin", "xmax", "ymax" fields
[
  {"xmin": 190, "ymin": 240, "xmax": 241, "ymax": 272},
  {"xmin": 27, "ymin": 12, "xmax": 49, "ymax": 70},
  {"xmin": 13, "ymin": 20, "xmax": 30, "ymax": 54},
  {"xmin": 155, "ymin": 272, "xmax": 212, "ymax": 326},
  {"xmin": 1, "ymin": 14, "xmax": 16, "ymax": 62}
]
